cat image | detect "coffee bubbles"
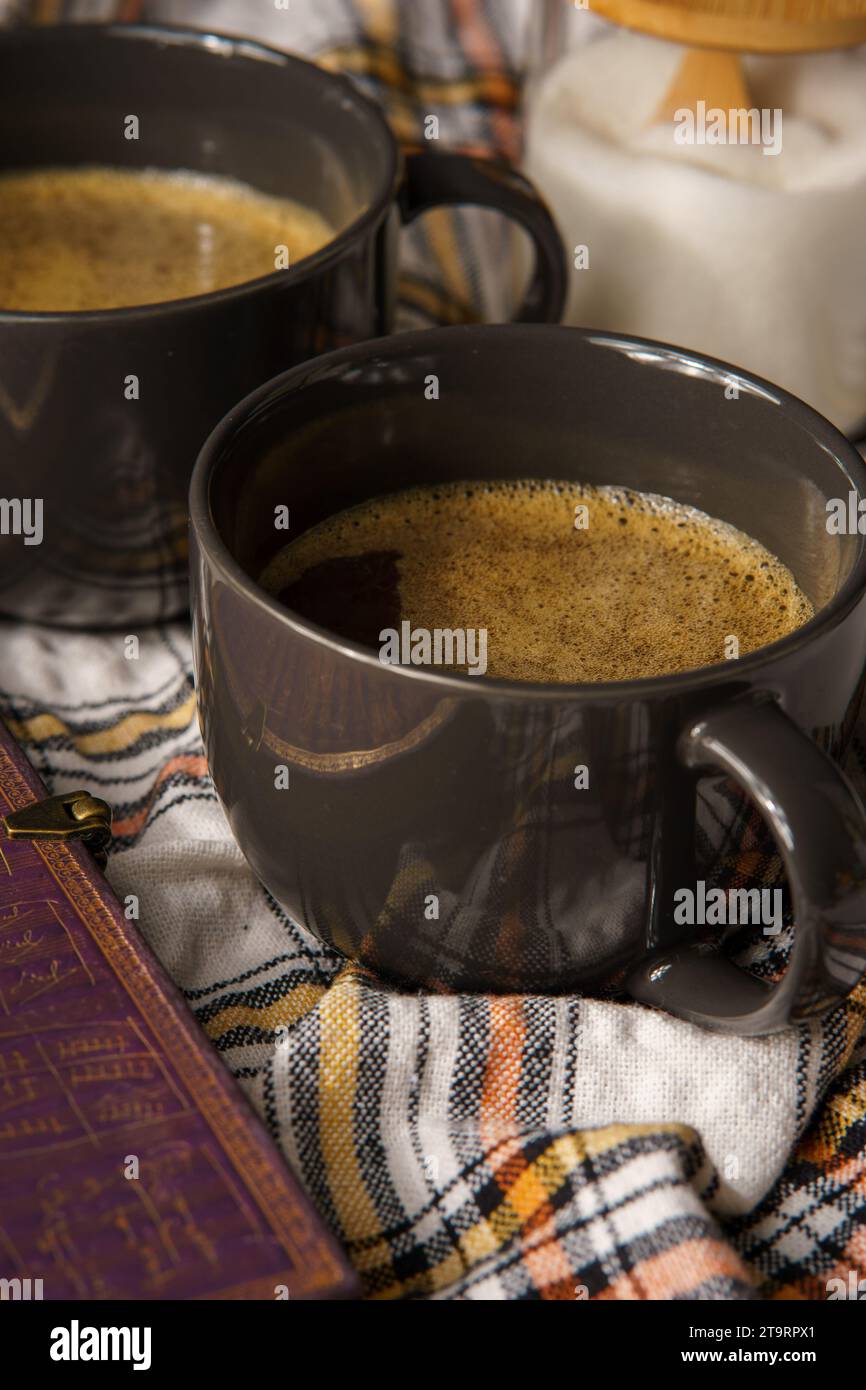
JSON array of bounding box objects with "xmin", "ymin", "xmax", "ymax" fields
[{"xmin": 259, "ymin": 479, "xmax": 813, "ymax": 683}]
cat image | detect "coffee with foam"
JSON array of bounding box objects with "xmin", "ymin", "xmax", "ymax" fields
[
  {"xmin": 259, "ymin": 480, "xmax": 813, "ymax": 683},
  {"xmin": 0, "ymin": 166, "xmax": 335, "ymax": 312}
]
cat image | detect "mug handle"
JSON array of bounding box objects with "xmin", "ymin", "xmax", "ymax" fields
[
  {"xmin": 626, "ymin": 696, "xmax": 866, "ymax": 1034},
  {"xmin": 398, "ymin": 148, "xmax": 567, "ymax": 324}
]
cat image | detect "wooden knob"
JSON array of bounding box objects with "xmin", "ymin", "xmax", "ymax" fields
[
  {"xmin": 590, "ymin": 0, "xmax": 866, "ymax": 53},
  {"xmin": 649, "ymin": 48, "xmax": 752, "ymax": 126}
]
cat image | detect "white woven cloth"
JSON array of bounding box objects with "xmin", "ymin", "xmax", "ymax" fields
[{"xmin": 0, "ymin": 621, "xmax": 816, "ymax": 1220}]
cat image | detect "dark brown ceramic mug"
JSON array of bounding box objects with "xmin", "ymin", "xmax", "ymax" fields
[
  {"xmin": 0, "ymin": 23, "xmax": 565, "ymax": 627},
  {"xmin": 190, "ymin": 325, "xmax": 866, "ymax": 1034}
]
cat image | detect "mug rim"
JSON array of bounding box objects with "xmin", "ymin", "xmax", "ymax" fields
[
  {"xmin": 190, "ymin": 323, "xmax": 866, "ymax": 703},
  {"xmin": 0, "ymin": 21, "xmax": 401, "ymax": 326}
]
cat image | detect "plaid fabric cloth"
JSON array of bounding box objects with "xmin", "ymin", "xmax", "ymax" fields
[{"xmin": 2, "ymin": 0, "xmax": 866, "ymax": 1300}]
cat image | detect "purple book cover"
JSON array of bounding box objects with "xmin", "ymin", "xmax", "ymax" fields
[{"xmin": 0, "ymin": 718, "xmax": 356, "ymax": 1301}]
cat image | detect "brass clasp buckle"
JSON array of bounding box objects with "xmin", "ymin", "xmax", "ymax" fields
[{"xmin": 3, "ymin": 791, "xmax": 113, "ymax": 868}]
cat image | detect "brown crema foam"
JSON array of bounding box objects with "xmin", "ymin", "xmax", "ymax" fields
[
  {"xmin": 0, "ymin": 166, "xmax": 335, "ymax": 311},
  {"xmin": 259, "ymin": 480, "xmax": 814, "ymax": 683}
]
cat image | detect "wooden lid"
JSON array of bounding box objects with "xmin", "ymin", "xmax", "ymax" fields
[{"xmin": 589, "ymin": 0, "xmax": 866, "ymax": 52}]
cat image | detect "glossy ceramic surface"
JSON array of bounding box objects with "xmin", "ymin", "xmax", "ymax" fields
[
  {"xmin": 0, "ymin": 25, "xmax": 564, "ymax": 626},
  {"xmin": 190, "ymin": 326, "xmax": 866, "ymax": 1032}
]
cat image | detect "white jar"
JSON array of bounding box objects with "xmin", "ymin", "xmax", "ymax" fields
[{"xmin": 523, "ymin": 21, "xmax": 866, "ymax": 435}]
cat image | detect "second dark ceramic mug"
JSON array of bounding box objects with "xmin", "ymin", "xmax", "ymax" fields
[
  {"xmin": 190, "ymin": 326, "xmax": 866, "ymax": 1034},
  {"xmin": 0, "ymin": 23, "xmax": 564, "ymax": 627}
]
